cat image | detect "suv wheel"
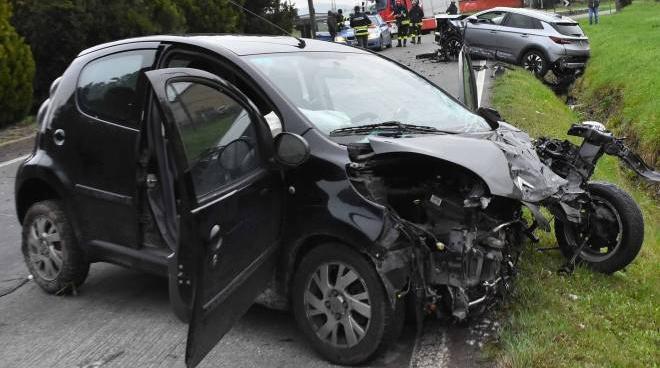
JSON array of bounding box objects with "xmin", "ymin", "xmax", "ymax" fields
[
  {"xmin": 521, "ymin": 50, "xmax": 548, "ymax": 77},
  {"xmin": 22, "ymin": 200, "xmax": 89, "ymax": 294},
  {"xmin": 292, "ymin": 243, "xmax": 403, "ymax": 365}
]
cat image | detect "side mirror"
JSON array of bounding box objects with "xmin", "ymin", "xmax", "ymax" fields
[
  {"xmin": 477, "ymin": 107, "xmax": 501, "ymax": 130},
  {"xmin": 273, "ymin": 132, "xmax": 310, "ymax": 168},
  {"xmin": 467, "ymin": 18, "xmax": 478, "ymax": 24}
]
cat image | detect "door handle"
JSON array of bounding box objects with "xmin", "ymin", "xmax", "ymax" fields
[
  {"xmin": 53, "ymin": 129, "xmax": 66, "ymax": 146},
  {"xmin": 209, "ymin": 224, "xmax": 223, "ymax": 267},
  {"xmin": 521, "ymin": 33, "xmax": 529, "ymax": 38},
  {"xmin": 489, "ymin": 30, "xmax": 497, "ymax": 34}
]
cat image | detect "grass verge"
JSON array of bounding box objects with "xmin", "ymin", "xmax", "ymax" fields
[
  {"xmin": 574, "ymin": 0, "xmax": 660, "ymax": 167},
  {"xmin": 0, "ymin": 115, "xmax": 36, "ymax": 146},
  {"xmin": 490, "ymin": 69, "xmax": 659, "ymax": 368}
]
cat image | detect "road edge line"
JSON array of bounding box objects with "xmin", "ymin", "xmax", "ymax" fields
[{"xmin": 0, "ymin": 154, "xmax": 29, "ymax": 169}]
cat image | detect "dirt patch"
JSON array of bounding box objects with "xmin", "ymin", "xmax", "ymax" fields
[{"xmin": 0, "ymin": 117, "xmax": 37, "ymax": 146}]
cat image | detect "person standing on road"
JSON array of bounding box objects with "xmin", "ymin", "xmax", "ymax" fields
[
  {"xmin": 350, "ymin": 5, "xmax": 371, "ymax": 48},
  {"xmin": 446, "ymin": 0, "xmax": 458, "ymax": 15},
  {"xmin": 327, "ymin": 10, "xmax": 338, "ymax": 42},
  {"xmin": 393, "ymin": 0, "xmax": 410, "ymax": 47},
  {"xmin": 588, "ymin": 0, "xmax": 600, "ymax": 25},
  {"xmin": 337, "ymin": 9, "xmax": 345, "ymax": 30},
  {"xmin": 409, "ymin": 0, "xmax": 424, "ymax": 44}
]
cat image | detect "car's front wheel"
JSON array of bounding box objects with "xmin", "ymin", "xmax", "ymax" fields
[
  {"xmin": 22, "ymin": 200, "xmax": 89, "ymax": 294},
  {"xmin": 521, "ymin": 50, "xmax": 549, "ymax": 77},
  {"xmin": 292, "ymin": 243, "xmax": 402, "ymax": 365}
]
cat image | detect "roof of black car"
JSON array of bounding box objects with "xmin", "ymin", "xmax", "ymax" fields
[{"xmin": 79, "ymin": 34, "xmax": 368, "ymax": 57}]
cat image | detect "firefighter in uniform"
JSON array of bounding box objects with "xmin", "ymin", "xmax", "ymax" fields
[
  {"xmin": 337, "ymin": 9, "xmax": 345, "ymax": 29},
  {"xmin": 409, "ymin": 0, "xmax": 424, "ymax": 44},
  {"xmin": 393, "ymin": 0, "xmax": 410, "ymax": 47},
  {"xmin": 350, "ymin": 5, "xmax": 371, "ymax": 48}
]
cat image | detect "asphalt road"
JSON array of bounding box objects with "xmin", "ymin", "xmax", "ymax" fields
[{"xmin": 0, "ymin": 33, "xmax": 495, "ymax": 368}]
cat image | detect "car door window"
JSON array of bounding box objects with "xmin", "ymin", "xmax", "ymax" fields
[
  {"xmin": 164, "ymin": 81, "xmax": 261, "ymax": 200},
  {"xmin": 77, "ymin": 50, "xmax": 155, "ymax": 126},
  {"xmin": 477, "ymin": 11, "xmax": 507, "ymax": 25},
  {"xmin": 503, "ymin": 14, "xmax": 543, "ymax": 29}
]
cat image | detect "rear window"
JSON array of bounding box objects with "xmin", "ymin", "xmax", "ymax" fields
[{"xmin": 552, "ymin": 22, "xmax": 584, "ymax": 36}]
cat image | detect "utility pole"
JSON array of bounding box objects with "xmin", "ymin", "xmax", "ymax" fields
[{"xmin": 308, "ymin": 0, "xmax": 316, "ymax": 38}]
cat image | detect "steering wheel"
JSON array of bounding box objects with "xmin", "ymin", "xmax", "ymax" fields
[{"xmin": 218, "ymin": 137, "xmax": 255, "ymax": 174}]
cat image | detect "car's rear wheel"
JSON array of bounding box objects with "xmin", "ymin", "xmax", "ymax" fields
[
  {"xmin": 292, "ymin": 243, "xmax": 403, "ymax": 365},
  {"xmin": 22, "ymin": 200, "xmax": 89, "ymax": 294},
  {"xmin": 521, "ymin": 50, "xmax": 549, "ymax": 77}
]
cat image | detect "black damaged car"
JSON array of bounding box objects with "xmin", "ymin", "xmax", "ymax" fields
[{"xmin": 15, "ymin": 35, "xmax": 659, "ymax": 367}]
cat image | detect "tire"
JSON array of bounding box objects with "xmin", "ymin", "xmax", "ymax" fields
[
  {"xmin": 292, "ymin": 243, "xmax": 403, "ymax": 365},
  {"xmin": 521, "ymin": 50, "xmax": 549, "ymax": 77},
  {"xmin": 386, "ymin": 37, "xmax": 393, "ymax": 48},
  {"xmin": 555, "ymin": 182, "xmax": 644, "ymax": 274},
  {"xmin": 378, "ymin": 35, "xmax": 385, "ymax": 51},
  {"xmin": 446, "ymin": 36, "xmax": 463, "ymax": 59},
  {"xmin": 22, "ymin": 200, "xmax": 89, "ymax": 293}
]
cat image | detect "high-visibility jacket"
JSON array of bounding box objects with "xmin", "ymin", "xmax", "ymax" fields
[
  {"xmin": 350, "ymin": 12, "xmax": 371, "ymax": 36},
  {"xmin": 393, "ymin": 4, "xmax": 410, "ymax": 26}
]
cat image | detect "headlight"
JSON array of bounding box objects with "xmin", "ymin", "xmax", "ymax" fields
[
  {"xmin": 368, "ymin": 32, "xmax": 379, "ymax": 40},
  {"xmin": 334, "ymin": 36, "xmax": 346, "ymax": 43}
]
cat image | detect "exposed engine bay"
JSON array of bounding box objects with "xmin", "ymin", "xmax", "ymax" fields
[
  {"xmin": 342, "ymin": 121, "xmax": 658, "ymax": 322},
  {"xmin": 347, "ymin": 153, "xmax": 525, "ymax": 320}
]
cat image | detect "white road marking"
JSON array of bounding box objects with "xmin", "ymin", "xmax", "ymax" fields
[
  {"xmin": 476, "ymin": 60, "xmax": 487, "ymax": 107},
  {"xmin": 409, "ymin": 323, "xmax": 450, "ymax": 368},
  {"xmin": 0, "ymin": 155, "xmax": 29, "ymax": 169}
]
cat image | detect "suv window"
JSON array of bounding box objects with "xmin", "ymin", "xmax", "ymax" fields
[
  {"xmin": 77, "ymin": 50, "xmax": 156, "ymax": 126},
  {"xmin": 552, "ymin": 22, "xmax": 584, "ymax": 36},
  {"xmin": 503, "ymin": 13, "xmax": 543, "ymax": 29},
  {"xmin": 165, "ymin": 81, "xmax": 261, "ymax": 199},
  {"xmin": 477, "ymin": 11, "xmax": 507, "ymax": 25}
]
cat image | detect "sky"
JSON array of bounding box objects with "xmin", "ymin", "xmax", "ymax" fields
[{"xmin": 294, "ymin": 0, "xmax": 366, "ymax": 15}]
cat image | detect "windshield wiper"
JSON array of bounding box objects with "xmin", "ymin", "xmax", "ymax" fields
[{"xmin": 329, "ymin": 121, "xmax": 453, "ymax": 137}]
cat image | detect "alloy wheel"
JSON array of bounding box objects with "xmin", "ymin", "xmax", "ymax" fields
[
  {"xmin": 304, "ymin": 262, "xmax": 371, "ymax": 348},
  {"xmin": 565, "ymin": 195, "xmax": 623, "ymax": 262},
  {"xmin": 448, "ymin": 39, "xmax": 462, "ymax": 58},
  {"xmin": 523, "ymin": 53, "xmax": 545, "ymax": 74},
  {"xmin": 27, "ymin": 216, "xmax": 63, "ymax": 281}
]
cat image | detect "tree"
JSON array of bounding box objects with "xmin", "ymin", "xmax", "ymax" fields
[
  {"xmin": 174, "ymin": 0, "xmax": 242, "ymax": 33},
  {"xmin": 11, "ymin": 0, "xmax": 186, "ymax": 107},
  {"xmin": 241, "ymin": 0, "xmax": 299, "ymax": 35},
  {"xmin": 0, "ymin": 0, "xmax": 35, "ymax": 127}
]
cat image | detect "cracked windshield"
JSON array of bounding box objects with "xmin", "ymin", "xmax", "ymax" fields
[{"xmin": 247, "ymin": 52, "xmax": 489, "ymax": 136}]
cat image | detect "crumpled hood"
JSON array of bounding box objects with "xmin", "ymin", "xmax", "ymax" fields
[{"xmin": 365, "ymin": 124, "xmax": 567, "ymax": 202}]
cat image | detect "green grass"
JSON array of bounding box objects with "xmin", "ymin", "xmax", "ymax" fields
[
  {"xmin": 490, "ymin": 69, "xmax": 659, "ymax": 368},
  {"xmin": 575, "ymin": 0, "xmax": 660, "ymax": 167}
]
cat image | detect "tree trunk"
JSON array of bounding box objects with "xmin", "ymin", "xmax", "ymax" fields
[{"xmin": 307, "ymin": 0, "xmax": 316, "ymax": 39}]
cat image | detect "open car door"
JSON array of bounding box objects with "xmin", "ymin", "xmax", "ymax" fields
[
  {"xmin": 457, "ymin": 47, "xmax": 479, "ymax": 112},
  {"xmin": 145, "ymin": 68, "xmax": 284, "ymax": 367}
]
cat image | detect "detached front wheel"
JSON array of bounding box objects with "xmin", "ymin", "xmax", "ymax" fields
[
  {"xmin": 555, "ymin": 182, "xmax": 644, "ymax": 274},
  {"xmin": 292, "ymin": 243, "xmax": 403, "ymax": 365}
]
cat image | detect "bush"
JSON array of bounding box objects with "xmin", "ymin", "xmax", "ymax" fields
[{"xmin": 0, "ymin": 0, "xmax": 34, "ymax": 128}]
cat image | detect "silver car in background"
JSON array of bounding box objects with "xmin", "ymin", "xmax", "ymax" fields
[{"xmin": 464, "ymin": 7, "xmax": 590, "ymax": 77}]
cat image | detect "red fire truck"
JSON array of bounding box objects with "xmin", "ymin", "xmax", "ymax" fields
[{"xmin": 367, "ymin": 0, "xmax": 523, "ymax": 33}]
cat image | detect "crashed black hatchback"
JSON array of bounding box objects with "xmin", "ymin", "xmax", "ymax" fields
[{"xmin": 15, "ymin": 35, "xmax": 658, "ymax": 367}]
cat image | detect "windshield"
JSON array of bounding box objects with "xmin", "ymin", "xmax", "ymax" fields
[{"xmin": 246, "ymin": 52, "xmax": 490, "ymax": 136}]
